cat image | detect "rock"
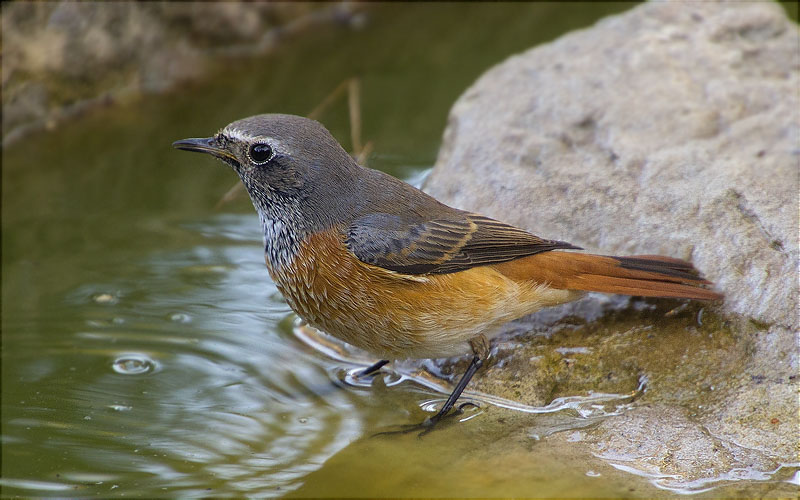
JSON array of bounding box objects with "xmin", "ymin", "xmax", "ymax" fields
[
  {"xmin": 424, "ymin": 0, "xmax": 798, "ymax": 490},
  {"xmin": 580, "ymin": 405, "xmax": 778, "ymax": 487}
]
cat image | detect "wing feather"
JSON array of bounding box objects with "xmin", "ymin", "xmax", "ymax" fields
[{"xmin": 345, "ymin": 212, "xmax": 580, "ymax": 275}]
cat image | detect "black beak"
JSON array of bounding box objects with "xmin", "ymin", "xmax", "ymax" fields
[{"xmin": 172, "ymin": 137, "xmax": 237, "ymax": 162}]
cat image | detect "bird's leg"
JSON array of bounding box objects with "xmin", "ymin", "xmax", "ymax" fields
[
  {"xmin": 357, "ymin": 359, "xmax": 390, "ymax": 378},
  {"xmin": 424, "ymin": 334, "xmax": 489, "ymax": 426},
  {"xmin": 372, "ymin": 335, "xmax": 489, "ymax": 438}
]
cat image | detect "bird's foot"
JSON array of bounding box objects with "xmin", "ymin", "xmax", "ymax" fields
[{"xmin": 372, "ymin": 402, "xmax": 479, "ymax": 438}]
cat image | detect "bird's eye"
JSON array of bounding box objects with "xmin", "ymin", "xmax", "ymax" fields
[{"xmin": 248, "ymin": 143, "xmax": 273, "ymax": 165}]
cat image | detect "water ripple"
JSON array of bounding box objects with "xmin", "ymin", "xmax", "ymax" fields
[
  {"xmin": 2, "ymin": 219, "xmax": 365, "ymax": 497},
  {"xmin": 112, "ymin": 354, "xmax": 159, "ymax": 375}
]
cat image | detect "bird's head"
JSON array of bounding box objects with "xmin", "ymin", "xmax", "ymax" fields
[{"xmin": 173, "ymin": 113, "xmax": 361, "ymax": 225}]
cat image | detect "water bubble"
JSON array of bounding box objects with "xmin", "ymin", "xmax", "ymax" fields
[
  {"xmin": 168, "ymin": 312, "xmax": 191, "ymax": 323},
  {"xmin": 92, "ymin": 293, "xmax": 118, "ymax": 304},
  {"xmin": 112, "ymin": 354, "xmax": 158, "ymax": 375}
]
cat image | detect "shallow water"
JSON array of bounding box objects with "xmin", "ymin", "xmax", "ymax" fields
[{"xmin": 3, "ymin": 3, "xmax": 797, "ymax": 497}]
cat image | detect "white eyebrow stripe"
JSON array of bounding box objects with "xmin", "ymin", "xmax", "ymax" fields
[
  {"xmin": 222, "ymin": 126, "xmax": 257, "ymax": 142},
  {"xmin": 220, "ymin": 127, "xmax": 287, "ymax": 152}
]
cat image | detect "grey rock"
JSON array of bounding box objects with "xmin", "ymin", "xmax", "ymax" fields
[
  {"xmin": 426, "ymin": 1, "xmax": 798, "ymax": 329},
  {"xmin": 574, "ymin": 405, "xmax": 782, "ymax": 492},
  {"xmin": 424, "ymin": 0, "xmax": 799, "ymax": 489}
]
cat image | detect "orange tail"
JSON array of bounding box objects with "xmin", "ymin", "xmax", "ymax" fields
[{"xmin": 495, "ymin": 252, "xmax": 722, "ymax": 300}]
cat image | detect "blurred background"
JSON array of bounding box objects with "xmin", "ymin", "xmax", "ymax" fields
[{"xmin": 2, "ymin": 2, "xmax": 798, "ymax": 497}]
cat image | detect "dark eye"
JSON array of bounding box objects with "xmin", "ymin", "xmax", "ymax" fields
[{"xmin": 248, "ymin": 143, "xmax": 273, "ymax": 165}]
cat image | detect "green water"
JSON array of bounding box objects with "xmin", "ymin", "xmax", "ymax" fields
[{"xmin": 4, "ymin": 3, "xmax": 795, "ymax": 498}]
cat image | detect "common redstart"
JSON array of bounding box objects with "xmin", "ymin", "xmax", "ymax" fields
[{"xmin": 173, "ymin": 114, "xmax": 721, "ymax": 429}]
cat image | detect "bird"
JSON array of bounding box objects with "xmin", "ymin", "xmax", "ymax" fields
[{"xmin": 173, "ymin": 113, "xmax": 722, "ymax": 430}]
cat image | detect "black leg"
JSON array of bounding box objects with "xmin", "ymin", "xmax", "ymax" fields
[
  {"xmin": 424, "ymin": 354, "xmax": 483, "ymax": 425},
  {"xmin": 373, "ymin": 335, "xmax": 490, "ymax": 437},
  {"xmin": 358, "ymin": 359, "xmax": 390, "ymax": 377}
]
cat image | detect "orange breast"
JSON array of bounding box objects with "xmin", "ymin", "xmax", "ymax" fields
[{"xmin": 266, "ymin": 230, "xmax": 577, "ymax": 359}]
